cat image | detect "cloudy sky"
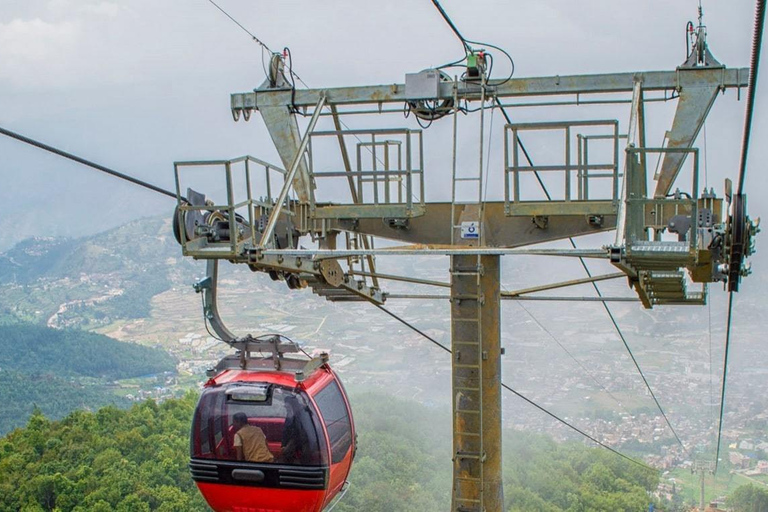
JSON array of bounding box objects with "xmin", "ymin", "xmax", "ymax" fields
[
  {"xmin": 0, "ymin": 0, "xmax": 764, "ymax": 251},
  {"xmin": 1, "ymin": 1, "xmax": 766, "ymax": 448}
]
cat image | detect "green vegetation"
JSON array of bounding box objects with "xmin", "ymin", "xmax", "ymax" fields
[
  {"xmin": 666, "ymin": 466, "xmax": 764, "ymax": 507},
  {"xmin": 0, "ymin": 394, "xmax": 205, "ymax": 512},
  {"xmin": 728, "ymin": 484, "xmax": 768, "ymax": 511},
  {"xmin": 503, "ymin": 435, "xmax": 657, "ymax": 512},
  {"xmin": 0, "ymin": 324, "xmax": 176, "ymax": 434},
  {"xmin": 335, "ymin": 392, "xmax": 452, "ymax": 511},
  {"xmin": 323, "ymin": 393, "xmax": 660, "ymax": 512},
  {"xmin": 0, "ymin": 324, "xmax": 175, "ymax": 379},
  {"xmin": 0, "ymin": 391, "xmax": 662, "ymax": 512},
  {"xmin": 0, "ymin": 369, "xmax": 130, "ymax": 436},
  {"xmin": 0, "ymin": 217, "xmax": 199, "ymax": 328}
]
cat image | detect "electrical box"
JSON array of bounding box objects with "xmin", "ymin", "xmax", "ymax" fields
[
  {"xmin": 405, "ymin": 69, "xmax": 441, "ymax": 100},
  {"xmin": 466, "ymin": 53, "xmax": 486, "ymax": 80}
]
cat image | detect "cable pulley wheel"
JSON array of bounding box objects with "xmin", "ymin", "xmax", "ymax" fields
[
  {"xmin": 172, "ymin": 204, "xmax": 187, "ymax": 245},
  {"xmin": 726, "ymin": 193, "xmax": 748, "ymax": 292},
  {"xmin": 319, "ymin": 259, "xmax": 344, "ymax": 287}
]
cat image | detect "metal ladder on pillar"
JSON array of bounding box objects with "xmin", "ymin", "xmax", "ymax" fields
[
  {"xmin": 451, "ymin": 254, "xmax": 485, "ymax": 512},
  {"xmin": 450, "ymin": 79, "xmax": 488, "ymax": 246}
]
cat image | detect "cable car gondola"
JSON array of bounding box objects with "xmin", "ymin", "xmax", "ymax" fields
[{"xmin": 189, "ymin": 334, "xmax": 355, "ymax": 512}]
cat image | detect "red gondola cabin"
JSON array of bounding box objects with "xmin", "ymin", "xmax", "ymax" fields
[{"xmin": 190, "ymin": 341, "xmax": 355, "ymax": 512}]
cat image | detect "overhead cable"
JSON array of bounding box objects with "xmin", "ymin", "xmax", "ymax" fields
[
  {"xmin": 429, "ymin": 2, "xmax": 515, "ymax": 84},
  {"xmin": 430, "ymin": 0, "xmax": 471, "ymax": 52},
  {"xmin": 714, "ymin": 293, "xmax": 735, "ymax": 472},
  {"xmin": 0, "ymin": 126, "xmax": 180, "ymax": 201},
  {"xmin": 373, "ymin": 304, "xmax": 656, "ymax": 473},
  {"xmin": 202, "ymin": 0, "xmax": 382, "ymax": 172},
  {"xmin": 715, "ymin": 0, "xmax": 765, "ymax": 472},
  {"xmin": 494, "ymin": 98, "xmax": 687, "ymax": 454},
  {"xmin": 206, "ymin": 0, "xmax": 274, "ymax": 52},
  {"xmin": 204, "ymin": 0, "xmax": 308, "ymax": 87},
  {"xmin": 516, "ymin": 301, "xmax": 631, "ymax": 416},
  {"xmin": 737, "ymin": 0, "xmax": 766, "ymax": 195}
]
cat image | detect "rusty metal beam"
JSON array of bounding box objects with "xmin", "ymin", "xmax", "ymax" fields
[
  {"xmin": 232, "ymin": 68, "xmax": 747, "ymax": 111},
  {"xmin": 383, "ymin": 294, "xmax": 639, "ymax": 302},
  {"xmin": 653, "ymin": 81, "xmax": 720, "ymax": 197},
  {"xmin": 353, "ymin": 270, "xmax": 450, "ymax": 288},
  {"xmin": 450, "ymin": 255, "xmax": 502, "ymax": 512},
  {"xmin": 503, "ymin": 272, "xmax": 625, "ymax": 297},
  {"xmin": 259, "ymin": 101, "xmax": 318, "ymax": 202},
  {"xmin": 259, "ymin": 96, "xmax": 326, "ymax": 248},
  {"xmin": 256, "ymin": 247, "xmax": 609, "ymax": 258},
  {"xmin": 335, "ymin": 202, "xmax": 616, "ymax": 247}
]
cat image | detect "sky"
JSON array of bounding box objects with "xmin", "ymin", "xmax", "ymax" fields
[
  {"xmin": 0, "ymin": 0, "xmax": 764, "ymax": 251},
  {"xmin": 0, "ymin": 0, "xmax": 765, "ymax": 299},
  {"xmin": 1, "ymin": 0, "xmax": 766, "ymax": 457}
]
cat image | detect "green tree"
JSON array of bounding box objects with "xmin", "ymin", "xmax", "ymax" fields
[{"xmin": 729, "ymin": 484, "xmax": 768, "ymax": 512}]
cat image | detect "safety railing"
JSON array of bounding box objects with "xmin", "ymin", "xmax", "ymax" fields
[
  {"xmin": 306, "ymin": 128, "xmax": 425, "ymax": 219},
  {"xmin": 504, "ymin": 120, "xmax": 620, "ymax": 214},
  {"xmin": 623, "ymin": 146, "xmax": 701, "ymax": 248},
  {"xmin": 173, "ymin": 156, "xmax": 287, "ymax": 258}
]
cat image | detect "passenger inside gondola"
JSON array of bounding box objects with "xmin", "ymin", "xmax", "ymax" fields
[
  {"xmin": 232, "ymin": 412, "xmax": 274, "ymax": 463},
  {"xmin": 192, "ymin": 383, "xmax": 327, "ymax": 466},
  {"xmin": 280, "ymin": 395, "xmax": 321, "ymax": 465}
]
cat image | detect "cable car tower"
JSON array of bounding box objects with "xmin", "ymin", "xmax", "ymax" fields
[{"xmin": 173, "ymin": 8, "xmax": 759, "ymax": 511}]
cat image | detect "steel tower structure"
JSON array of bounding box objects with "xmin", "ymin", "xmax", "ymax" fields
[{"xmin": 173, "ymin": 25, "xmax": 758, "ymax": 512}]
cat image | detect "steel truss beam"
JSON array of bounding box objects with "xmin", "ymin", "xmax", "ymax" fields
[
  {"xmin": 231, "ymin": 68, "xmax": 747, "ymax": 111},
  {"xmin": 384, "ymin": 294, "xmax": 639, "ymax": 303},
  {"xmin": 202, "ymin": 59, "xmax": 749, "ymax": 512},
  {"xmin": 255, "ymin": 248, "xmax": 610, "ymax": 258}
]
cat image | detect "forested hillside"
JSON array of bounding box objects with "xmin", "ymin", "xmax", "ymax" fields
[
  {"xmin": 339, "ymin": 394, "xmax": 660, "ymax": 512},
  {"xmin": 0, "ymin": 217, "xmax": 199, "ymax": 328},
  {"xmin": 0, "ymin": 324, "xmax": 176, "ymax": 434},
  {"xmin": 0, "ymin": 394, "xmax": 204, "ymax": 512},
  {"xmin": 728, "ymin": 484, "xmax": 768, "ymax": 511},
  {"xmin": 0, "ymin": 324, "xmax": 174, "ymax": 379},
  {"xmin": 0, "ymin": 392, "xmax": 665, "ymax": 512}
]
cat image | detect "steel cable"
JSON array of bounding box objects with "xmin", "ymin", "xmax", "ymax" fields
[
  {"xmin": 714, "ymin": 0, "xmax": 765, "ymax": 472},
  {"xmin": 737, "ymin": 0, "xmax": 766, "ymax": 195},
  {"xmin": 714, "ymin": 292, "xmax": 735, "ymax": 472},
  {"xmin": 515, "ymin": 301, "xmax": 632, "ymax": 417},
  {"xmin": 205, "ymin": 0, "xmax": 309, "ymax": 87},
  {"xmin": 373, "ymin": 303, "xmax": 656, "ymax": 473},
  {"xmin": 430, "ymin": 0, "xmax": 471, "ymax": 52},
  {"xmin": 0, "ymin": 126, "xmax": 181, "ymax": 201},
  {"xmin": 494, "ymin": 97, "xmax": 688, "ymax": 453}
]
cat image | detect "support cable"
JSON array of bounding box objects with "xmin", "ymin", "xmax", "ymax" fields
[
  {"xmin": 708, "ymin": 298, "xmax": 715, "ymax": 432},
  {"xmin": 0, "ymin": 126, "xmax": 181, "ymax": 201},
  {"xmin": 494, "ymin": 97, "xmax": 687, "ymax": 453},
  {"xmin": 206, "ymin": 0, "xmax": 273, "ymax": 52},
  {"xmin": 204, "ymin": 0, "xmax": 308, "ymax": 87},
  {"xmin": 373, "ymin": 303, "xmax": 656, "ymax": 473},
  {"xmin": 515, "ymin": 301, "xmax": 631, "ymax": 416},
  {"xmin": 429, "ymin": 0, "xmax": 471, "ymax": 52},
  {"xmin": 201, "ymin": 2, "xmax": 397, "ymax": 237},
  {"xmin": 737, "ymin": 0, "xmax": 766, "ymax": 195},
  {"xmin": 715, "ymin": 0, "xmax": 765, "ymax": 471},
  {"xmin": 429, "ymin": 2, "xmax": 515, "ymax": 85},
  {"xmin": 596, "ymin": 286, "xmax": 687, "ymax": 451},
  {"xmin": 714, "ymin": 293, "xmax": 735, "ymax": 472}
]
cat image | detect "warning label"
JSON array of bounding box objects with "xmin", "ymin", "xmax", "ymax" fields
[{"xmin": 460, "ymin": 221, "xmax": 480, "ymax": 239}]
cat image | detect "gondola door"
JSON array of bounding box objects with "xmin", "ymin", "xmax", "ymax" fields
[{"xmin": 310, "ymin": 372, "xmax": 355, "ymax": 508}]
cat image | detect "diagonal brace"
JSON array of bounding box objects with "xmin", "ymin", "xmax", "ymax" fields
[{"xmin": 258, "ymin": 95, "xmax": 326, "ymax": 249}]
